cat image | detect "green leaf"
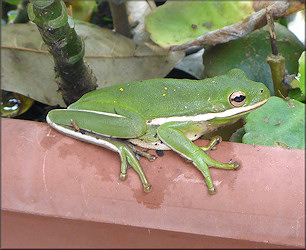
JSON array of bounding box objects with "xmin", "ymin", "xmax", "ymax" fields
[
  {"xmin": 145, "ymin": 1, "xmax": 254, "ymax": 48},
  {"xmin": 4, "ymin": 0, "xmax": 20, "ymax": 5},
  {"xmin": 297, "ymin": 51, "xmax": 305, "ymax": 95},
  {"xmin": 243, "ymin": 96, "xmax": 305, "ymax": 149},
  {"xmin": 229, "ymin": 127, "xmax": 245, "ymax": 143},
  {"xmin": 203, "ymin": 23, "xmax": 304, "ymax": 96},
  {"xmin": 7, "ymin": 10, "xmax": 17, "ymax": 22},
  {"xmin": 288, "ymin": 88, "xmax": 305, "ymax": 102},
  {"xmin": 1, "ymin": 23, "xmax": 184, "ymax": 106},
  {"xmin": 70, "ymin": 1, "xmax": 97, "ymax": 22}
]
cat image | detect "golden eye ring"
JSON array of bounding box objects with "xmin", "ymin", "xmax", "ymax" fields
[{"xmin": 229, "ymin": 91, "xmax": 246, "ymax": 107}]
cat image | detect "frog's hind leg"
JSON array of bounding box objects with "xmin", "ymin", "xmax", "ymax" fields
[
  {"xmin": 47, "ymin": 108, "xmax": 152, "ymax": 193},
  {"xmin": 106, "ymin": 140, "xmax": 152, "ymax": 193}
]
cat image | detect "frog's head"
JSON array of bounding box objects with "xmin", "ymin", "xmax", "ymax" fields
[{"xmin": 207, "ymin": 68, "xmax": 270, "ymax": 119}]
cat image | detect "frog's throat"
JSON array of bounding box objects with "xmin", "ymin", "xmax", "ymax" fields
[{"xmin": 147, "ymin": 99, "xmax": 268, "ymax": 125}]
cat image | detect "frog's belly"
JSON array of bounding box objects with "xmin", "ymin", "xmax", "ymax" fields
[
  {"xmin": 128, "ymin": 138, "xmax": 171, "ymax": 150},
  {"xmin": 128, "ymin": 121, "xmax": 224, "ymax": 150}
]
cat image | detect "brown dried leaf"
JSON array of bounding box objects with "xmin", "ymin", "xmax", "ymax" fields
[{"xmin": 171, "ymin": 1, "xmax": 303, "ymax": 51}]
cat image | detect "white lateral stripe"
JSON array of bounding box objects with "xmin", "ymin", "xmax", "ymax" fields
[
  {"xmin": 46, "ymin": 115, "xmax": 120, "ymax": 153},
  {"xmin": 67, "ymin": 108, "xmax": 124, "ymax": 118},
  {"xmin": 148, "ymin": 99, "xmax": 268, "ymax": 125}
]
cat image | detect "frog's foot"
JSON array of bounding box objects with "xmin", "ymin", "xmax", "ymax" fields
[
  {"xmin": 143, "ymin": 183, "xmax": 152, "ymax": 193},
  {"xmin": 200, "ymin": 136, "xmax": 222, "ymax": 152},
  {"xmin": 208, "ymin": 186, "xmax": 217, "ymax": 195},
  {"xmin": 208, "ymin": 160, "xmax": 241, "ymax": 170},
  {"xmin": 114, "ymin": 141, "xmax": 152, "ymax": 193},
  {"xmin": 119, "ymin": 174, "xmax": 152, "ymax": 194},
  {"xmin": 126, "ymin": 142, "xmax": 157, "ymax": 162},
  {"xmin": 233, "ymin": 162, "xmax": 241, "ymax": 170},
  {"xmin": 198, "ymin": 136, "xmax": 241, "ymax": 170},
  {"xmin": 136, "ymin": 149, "xmax": 157, "ymax": 162}
]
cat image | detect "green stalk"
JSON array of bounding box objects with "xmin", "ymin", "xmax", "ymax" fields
[
  {"xmin": 28, "ymin": 0, "xmax": 97, "ymax": 106},
  {"xmin": 266, "ymin": 54, "xmax": 287, "ymax": 97},
  {"xmin": 11, "ymin": 0, "xmax": 30, "ymax": 24},
  {"xmin": 265, "ymin": 6, "xmax": 287, "ymax": 98}
]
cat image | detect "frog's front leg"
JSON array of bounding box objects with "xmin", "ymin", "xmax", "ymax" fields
[
  {"xmin": 199, "ymin": 135, "xmax": 222, "ymax": 152},
  {"xmin": 157, "ymin": 122, "xmax": 240, "ymax": 194}
]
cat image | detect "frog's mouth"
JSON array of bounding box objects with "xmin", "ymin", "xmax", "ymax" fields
[
  {"xmin": 148, "ymin": 99, "xmax": 268, "ymax": 125},
  {"xmin": 226, "ymin": 98, "xmax": 269, "ymax": 117}
]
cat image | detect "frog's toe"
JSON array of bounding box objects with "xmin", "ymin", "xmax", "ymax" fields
[
  {"xmin": 120, "ymin": 173, "xmax": 127, "ymax": 181},
  {"xmin": 127, "ymin": 143, "xmax": 157, "ymax": 162},
  {"xmin": 233, "ymin": 162, "xmax": 241, "ymax": 170},
  {"xmin": 136, "ymin": 150, "xmax": 157, "ymax": 162},
  {"xmin": 208, "ymin": 186, "xmax": 217, "ymax": 195},
  {"xmin": 211, "ymin": 136, "xmax": 222, "ymax": 150},
  {"xmin": 184, "ymin": 158, "xmax": 193, "ymax": 163},
  {"xmin": 147, "ymin": 154, "xmax": 157, "ymax": 162},
  {"xmin": 201, "ymin": 136, "xmax": 223, "ymax": 152},
  {"xmin": 143, "ymin": 183, "xmax": 152, "ymax": 193},
  {"xmin": 215, "ymin": 135, "xmax": 222, "ymax": 144}
]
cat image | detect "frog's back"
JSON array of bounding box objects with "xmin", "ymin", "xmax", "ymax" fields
[
  {"xmin": 69, "ymin": 69, "xmax": 268, "ymax": 120},
  {"xmin": 74, "ymin": 78, "xmax": 216, "ymax": 119}
]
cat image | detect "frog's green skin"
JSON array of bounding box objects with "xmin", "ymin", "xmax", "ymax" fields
[{"xmin": 46, "ymin": 69, "xmax": 270, "ymax": 194}]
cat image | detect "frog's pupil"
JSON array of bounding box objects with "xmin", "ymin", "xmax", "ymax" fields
[{"xmin": 234, "ymin": 95, "xmax": 246, "ymax": 102}]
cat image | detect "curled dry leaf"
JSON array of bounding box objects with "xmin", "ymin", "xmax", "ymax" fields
[
  {"xmin": 252, "ymin": 1, "xmax": 276, "ymax": 11},
  {"xmin": 1, "ymin": 22, "xmax": 184, "ymax": 106},
  {"xmin": 127, "ymin": 1, "xmax": 156, "ymax": 43},
  {"xmin": 170, "ymin": 1, "xmax": 303, "ymax": 51}
]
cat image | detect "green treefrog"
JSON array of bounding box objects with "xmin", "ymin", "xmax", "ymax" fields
[{"xmin": 47, "ymin": 68, "xmax": 270, "ymax": 194}]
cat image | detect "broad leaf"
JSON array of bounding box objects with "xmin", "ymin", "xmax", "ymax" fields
[
  {"xmin": 297, "ymin": 51, "xmax": 305, "ymax": 95},
  {"xmin": 243, "ymin": 96, "xmax": 305, "ymax": 149},
  {"xmin": 1, "ymin": 23, "xmax": 184, "ymax": 106}
]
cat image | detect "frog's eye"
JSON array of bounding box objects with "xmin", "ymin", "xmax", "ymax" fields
[{"xmin": 229, "ymin": 91, "xmax": 246, "ymax": 107}]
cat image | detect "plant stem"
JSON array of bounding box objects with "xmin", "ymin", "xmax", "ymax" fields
[
  {"xmin": 28, "ymin": 0, "xmax": 97, "ymax": 106},
  {"xmin": 108, "ymin": 0, "xmax": 131, "ymax": 38}
]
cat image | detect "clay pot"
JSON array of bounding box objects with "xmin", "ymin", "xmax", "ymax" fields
[{"xmin": 1, "ymin": 118, "xmax": 304, "ymax": 248}]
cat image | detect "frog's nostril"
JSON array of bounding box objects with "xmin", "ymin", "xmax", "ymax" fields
[{"xmin": 260, "ymin": 89, "xmax": 264, "ymax": 94}]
